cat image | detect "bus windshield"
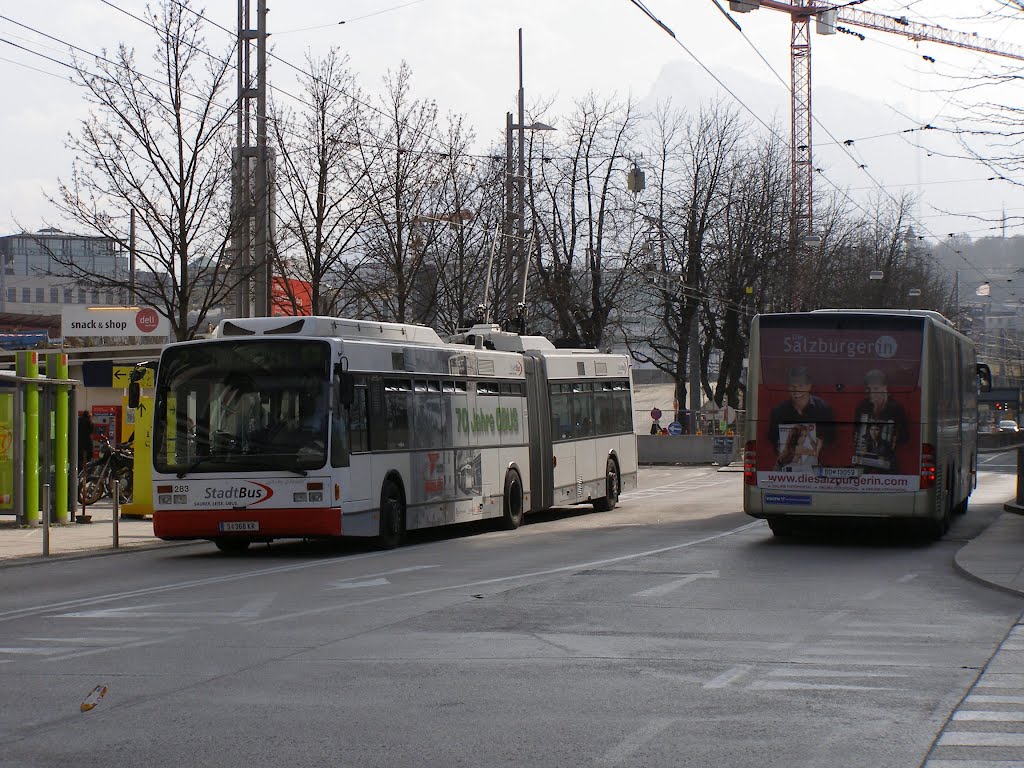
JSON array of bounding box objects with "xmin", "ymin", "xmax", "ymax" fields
[{"xmin": 153, "ymin": 339, "xmax": 333, "ymax": 475}]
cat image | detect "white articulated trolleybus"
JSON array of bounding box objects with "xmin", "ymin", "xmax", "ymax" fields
[
  {"xmin": 148, "ymin": 316, "xmax": 637, "ymax": 551},
  {"xmin": 743, "ymin": 309, "xmax": 991, "ymax": 539}
]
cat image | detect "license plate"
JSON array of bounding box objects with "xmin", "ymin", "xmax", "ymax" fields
[{"xmin": 219, "ymin": 521, "xmax": 258, "ymax": 532}]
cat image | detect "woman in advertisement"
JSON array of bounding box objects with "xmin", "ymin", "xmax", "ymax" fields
[{"xmin": 852, "ymin": 368, "xmax": 908, "ymax": 474}]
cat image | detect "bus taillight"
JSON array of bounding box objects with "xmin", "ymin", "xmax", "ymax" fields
[
  {"xmin": 744, "ymin": 441, "xmax": 757, "ymax": 486},
  {"xmin": 920, "ymin": 443, "xmax": 936, "ymax": 489}
]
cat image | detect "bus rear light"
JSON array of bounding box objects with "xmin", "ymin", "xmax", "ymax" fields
[
  {"xmin": 157, "ymin": 485, "xmax": 173, "ymax": 494},
  {"xmin": 744, "ymin": 441, "xmax": 757, "ymax": 486},
  {"xmin": 334, "ymin": 484, "xmax": 340, "ymax": 501},
  {"xmin": 307, "ymin": 482, "xmax": 323, "ymax": 491},
  {"xmin": 553, "ymin": 456, "xmax": 557, "ymax": 468},
  {"xmin": 920, "ymin": 443, "xmax": 936, "ymax": 489}
]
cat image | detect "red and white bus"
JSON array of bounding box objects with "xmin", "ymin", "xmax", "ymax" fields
[
  {"xmin": 148, "ymin": 316, "xmax": 637, "ymax": 551},
  {"xmin": 743, "ymin": 309, "xmax": 990, "ymax": 539}
]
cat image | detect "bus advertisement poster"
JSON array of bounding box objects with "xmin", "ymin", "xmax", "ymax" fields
[{"xmin": 755, "ymin": 324, "xmax": 923, "ymax": 493}]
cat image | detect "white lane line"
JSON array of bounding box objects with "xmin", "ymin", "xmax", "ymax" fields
[
  {"xmin": 245, "ymin": 522, "xmax": 763, "ymax": 627},
  {"xmin": 23, "ymin": 636, "xmax": 143, "ymax": 644},
  {"xmin": 927, "ymin": 761, "xmax": 1024, "ymax": 768},
  {"xmin": 0, "ymin": 560, "xmax": 437, "ymax": 625},
  {"xmin": 599, "ymin": 718, "xmax": 677, "ymax": 766},
  {"xmin": 0, "ymin": 647, "xmax": 63, "ymax": 655},
  {"xmin": 632, "ymin": 571, "xmax": 719, "ymax": 599},
  {"xmin": 968, "ymin": 694, "xmax": 1024, "ymax": 705},
  {"xmin": 766, "ymin": 669, "xmax": 907, "ymax": 678},
  {"xmin": 953, "ymin": 711, "xmax": 1024, "ymax": 722},
  {"xmin": 939, "ymin": 732, "xmax": 1024, "ymax": 747},
  {"xmin": 703, "ymin": 665, "xmax": 751, "ymax": 689},
  {"xmin": 749, "ymin": 681, "xmax": 896, "ymax": 691},
  {"xmin": 978, "ymin": 674, "xmax": 1024, "ymax": 687}
]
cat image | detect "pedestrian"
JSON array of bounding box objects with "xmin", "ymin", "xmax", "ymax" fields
[{"xmin": 77, "ymin": 410, "xmax": 94, "ymax": 469}]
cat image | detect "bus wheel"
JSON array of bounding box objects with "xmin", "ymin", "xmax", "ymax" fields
[
  {"xmin": 768, "ymin": 516, "xmax": 794, "ymax": 536},
  {"xmin": 378, "ymin": 480, "xmax": 405, "ymax": 549},
  {"xmin": 925, "ymin": 487, "xmax": 953, "ymax": 540},
  {"xmin": 214, "ymin": 538, "xmax": 250, "ymax": 553},
  {"xmin": 593, "ymin": 457, "xmax": 620, "ymax": 512},
  {"xmin": 500, "ymin": 470, "xmax": 524, "ymax": 530}
]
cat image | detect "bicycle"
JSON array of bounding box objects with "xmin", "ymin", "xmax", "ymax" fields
[{"xmin": 78, "ymin": 436, "xmax": 134, "ymax": 506}]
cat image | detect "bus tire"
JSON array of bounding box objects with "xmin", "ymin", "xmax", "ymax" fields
[
  {"xmin": 378, "ymin": 479, "xmax": 405, "ymax": 549},
  {"xmin": 924, "ymin": 483, "xmax": 953, "ymax": 540},
  {"xmin": 214, "ymin": 538, "xmax": 250, "ymax": 553},
  {"xmin": 768, "ymin": 516, "xmax": 794, "ymax": 536},
  {"xmin": 500, "ymin": 470, "xmax": 524, "ymax": 530},
  {"xmin": 593, "ymin": 457, "xmax": 620, "ymax": 512}
]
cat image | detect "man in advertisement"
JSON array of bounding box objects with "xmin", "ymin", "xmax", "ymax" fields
[{"xmin": 768, "ymin": 366, "xmax": 836, "ymax": 470}]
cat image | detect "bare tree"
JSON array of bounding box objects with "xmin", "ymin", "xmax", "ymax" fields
[
  {"xmin": 351, "ymin": 61, "xmax": 443, "ymax": 324},
  {"xmin": 530, "ymin": 94, "xmax": 640, "ymax": 348},
  {"xmin": 50, "ymin": 0, "xmax": 241, "ymax": 340},
  {"xmin": 626, "ymin": 100, "xmax": 743, "ymax": 412},
  {"xmin": 703, "ymin": 129, "xmax": 790, "ymax": 409},
  {"xmin": 416, "ymin": 115, "xmax": 499, "ymax": 333},
  {"xmin": 270, "ymin": 49, "xmax": 369, "ymax": 317}
]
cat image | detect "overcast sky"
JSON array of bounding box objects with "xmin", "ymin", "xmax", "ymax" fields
[{"xmin": 2, "ymin": 0, "xmax": 1022, "ymax": 255}]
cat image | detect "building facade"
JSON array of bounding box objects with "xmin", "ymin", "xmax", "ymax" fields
[{"xmin": 0, "ymin": 228, "xmax": 129, "ymax": 316}]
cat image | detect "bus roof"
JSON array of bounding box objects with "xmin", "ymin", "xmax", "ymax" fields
[
  {"xmin": 807, "ymin": 308, "xmax": 954, "ymax": 327},
  {"xmin": 213, "ymin": 316, "xmax": 445, "ymax": 345}
]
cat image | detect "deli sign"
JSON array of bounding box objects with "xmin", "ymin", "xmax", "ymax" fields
[{"xmin": 62, "ymin": 306, "xmax": 170, "ymax": 338}]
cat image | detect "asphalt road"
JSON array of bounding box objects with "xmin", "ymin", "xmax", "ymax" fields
[{"xmin": 0, "ymin": 460, "xmax": 1021, "ymax": 768}]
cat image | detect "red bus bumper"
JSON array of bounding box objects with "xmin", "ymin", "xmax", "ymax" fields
[{"xmin": 154, "ymin": 507, "xmax": 343, "ymax": 540}]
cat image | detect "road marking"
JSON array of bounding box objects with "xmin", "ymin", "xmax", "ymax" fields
[
  {"xmin": 246, "ymin": 522, "xmax": 763, "ymax": 627},
  {"xmin": 953, "ymin": 711, "xmax": 1024, "ymax": 721},
  {"xmin": 939, "ymin": 732, "xmax": 1024, "ymax": 747},
  {"xmin": 978, "ymin": 674, "xmax": 1024, "ymax": 687},
  {"xmin": 927, "ymin": 762, "xmax": 1024, "ymax": 767},
  {"xmin": 968, "ymin": 694, "xmax": 1024, "ymax": 705},
  {"xmin": 599, "ymin": 718, "xmax": 677, "ymax": 765},
  {"xmin": 23, "ymin": 636, "xmax": 143, "ymax": 644},
  {"xmin": 330, "ymin": 577, "xmax": 390, "ymax": 590},
  {"xmin": 749, "ymin": 680, "xmax": 896, "ymax": 691},
  {"xmin": 766, "ymin": 669, "xmax": 907, "ymax": 678},
  {"xmin": 632, "ymin": 570, "xmax": 719, "ymax": 598},
  {"xmin": 703, "ymin": 665, "xmax": 751, "ymax": 689},
  {"xmin": 0, "ymin": 647, "xmax": 63, "ymax": 655},
  {"xmin": 0, "ymin": 561, "xmax": 438, "ymax": 625}
]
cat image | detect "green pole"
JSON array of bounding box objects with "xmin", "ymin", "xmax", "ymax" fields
[
  {"xmin": 48, "ymin": 353, "xmax": 69, "ymax": 524},
  {"xmin": 16, "ymin": 351, "xmax": 39, "ymax": 526}
]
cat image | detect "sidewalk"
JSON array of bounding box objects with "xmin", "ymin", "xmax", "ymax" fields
[{"xmin": 0, "ymin": 502, "xmax": 190, "ymax": 566}]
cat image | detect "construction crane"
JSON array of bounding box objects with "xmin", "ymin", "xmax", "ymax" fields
[{"xmin": 725, "ymin": 1, "xmax": 1024, "ymax": 247}]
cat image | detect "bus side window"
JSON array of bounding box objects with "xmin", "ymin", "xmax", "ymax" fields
[
  {"xmin": 347, "ymin": 383, "xmax": 369, "ymax": 453},
  {"xmin": 384, "ymin": 379, "xmax": 412, "ymax": 450},
  {"xmin": 550, "ymin": 383, "xmax": 571, "ymax": 440}
]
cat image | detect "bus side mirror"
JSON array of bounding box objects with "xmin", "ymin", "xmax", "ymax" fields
[
  {"xmin": 127, "ymin": 382, "xmax": 141, "ymax": 409},
  {"xmin": 339, "ymin": 372, "xmax": 355, "ymax": 407},
  {"xmin": 977, "ymin": 363, "xmax": 992, "ymax": 393}
]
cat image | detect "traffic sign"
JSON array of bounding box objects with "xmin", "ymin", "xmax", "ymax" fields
[
  {"xmin": 668, "ymin": 421, "xmax": 683, "ymax": 435},
  {"xmin": 650, "ymin": 408, "xmax": 662, "ymax": 421}
]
